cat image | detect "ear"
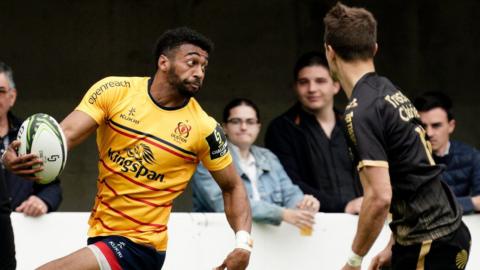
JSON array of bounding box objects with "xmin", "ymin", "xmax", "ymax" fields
[
  {"xmin": 325, "ymin": 44, "xmax": 336, "ymax": 62},
  {"xmin": 332, "ymin": 81, "xmax": 341, "ymax": 95},
  {"xmin": 158, "ymin": 54, "xmax": 170, "ymax": 72},
  {"xmin": 8, "ymin": 88, "xmax": 17, "ymax": 107},
  {"xmin": 448, "ymin": 119, "xmax": 456, "ymax": 134},
  {"xmin": 373, "ymin": 43, "xmax": 379, "ymax": 56}
]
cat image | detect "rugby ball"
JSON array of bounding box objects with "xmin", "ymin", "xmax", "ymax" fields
[{"xmin": 17, "ymin": 113, "xmax": 68, "ymax": 184}]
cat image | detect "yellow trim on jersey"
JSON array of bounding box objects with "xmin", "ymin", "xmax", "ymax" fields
[{"xmin": 357, "ymin": 160, "xmax": 389, "ymax": 170}]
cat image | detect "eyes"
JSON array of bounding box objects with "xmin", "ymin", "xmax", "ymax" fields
[
  {"xmin": 227, "ymin": 118, "xmax": 259, "ymax": 126},
  {"xmin": 421, "ymin": 122, "xmax": 444, "ymax": 130},
  {"xmin": 296, "ymin": 77, "xmax": 329, "ymax": 85},
  {"xmin": 186, "ymin": 58, "xmax": 208, "ymax": 72}
]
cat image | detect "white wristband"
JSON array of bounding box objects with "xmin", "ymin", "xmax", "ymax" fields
[
  {"xmin": 346, "ymin": 250, "xmax": 363, "ymax": 267},
  {"xmin": 235, "ymin": 230, "xmax": 253, "ymax": 252}
]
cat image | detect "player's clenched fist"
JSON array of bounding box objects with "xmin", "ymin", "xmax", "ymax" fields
[{"xmin": 214, "ymin": 248, "xmax": 250, "ymax": 270}]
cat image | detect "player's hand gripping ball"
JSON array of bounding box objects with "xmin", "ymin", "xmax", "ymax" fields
[{"xmin": 17, "ymin": 113, "xmax": 68, "ymax": 184}]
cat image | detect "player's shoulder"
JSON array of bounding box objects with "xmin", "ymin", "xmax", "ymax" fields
[
  {"xmin": 185, "ymin": 98, "xmax": 218, "ymax": 132},
  {"xmin": 88, "ymin": 76, "xmax": 148, "ymax": 97},
  {"xmin": 93, "ymin": 76, "xmax": 146, "ymax": 86},
  {"xmin": 350, "ymin": 73, "xmax": 399, "ymax": 112}
]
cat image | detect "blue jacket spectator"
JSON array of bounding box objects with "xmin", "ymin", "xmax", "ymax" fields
[
  {"xmin": 415, "ymin": 91, "xmax": 480, "ymax": 214},
  {"xmin": 193, "ymin": 144, "xmax": 305, "ymax": 225},
  {"xmin": 192, "ymin": 98, "xmax": 320, "ymax": 229},
  {"xmin": 434, "ymin": 140, "xmax": 480, "ymax": 214}
]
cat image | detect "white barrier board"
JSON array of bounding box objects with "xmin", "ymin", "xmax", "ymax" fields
[{"xmin": 11, "ymin": 212, "xmax": 480, "ymax": 269}]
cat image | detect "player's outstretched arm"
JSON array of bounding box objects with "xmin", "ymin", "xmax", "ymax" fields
[
  {"xmin": 342, "ymin": 166, "xmax": 391, "ymax": 270},
  {"xmin": 60, "ymin": 110, "xmax": 98, "ymax": 150},
  {"xmin": 210, "ymin": 163, "xmax": 252, "ymax": 270}
]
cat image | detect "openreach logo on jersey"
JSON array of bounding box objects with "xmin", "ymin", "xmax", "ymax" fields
[
  {"xmin": 107, "ymin": 143, "xmax": 165, "ymax": 182},
  {"xmin": 88, "ymin": 80, "xmax": 131, "ymax": 104}
]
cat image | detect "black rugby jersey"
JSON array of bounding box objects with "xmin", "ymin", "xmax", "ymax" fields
[{"xmin": 344, "ymin": 72, "xmax": 461, "ymax": 245}]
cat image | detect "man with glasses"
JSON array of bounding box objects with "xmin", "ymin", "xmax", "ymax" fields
[
  {"xmin": 192, "ymin": 98, "xmax": 320, "ymax": 231},
  {"xmin": 0, "ymin": 62, "xmax": 62, "ymax": 219}
]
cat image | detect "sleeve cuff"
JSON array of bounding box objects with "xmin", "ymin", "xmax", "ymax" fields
[{"xmin": 357, "ymin": 160, "xmax": 389, "ymax": 170}]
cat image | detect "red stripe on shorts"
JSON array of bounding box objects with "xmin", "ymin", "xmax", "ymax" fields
[{"xmin": 94, "ymin": 241, "xmax": 123, "ymax": 270}]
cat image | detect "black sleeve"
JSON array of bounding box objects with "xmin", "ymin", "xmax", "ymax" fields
[
  {"xmin": 265, "ymin": 119, "xmax": 303, "ymax": 185},
  {"xmin": 346, "ymin": 98, "xmax": 389, "ymax": 169},
  {"xmin": 33, "ymin": 178, "xmax": 63, "ymax": 212}
]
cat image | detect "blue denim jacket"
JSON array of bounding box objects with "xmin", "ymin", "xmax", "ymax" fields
[{"xmin": 191, "ymin": 144, "xmax": 304, "ymax": 225}]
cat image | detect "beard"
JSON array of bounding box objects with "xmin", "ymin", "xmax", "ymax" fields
[{"xmin": 167, "ymin": 67, "xmax": 202, "ymax": 98}]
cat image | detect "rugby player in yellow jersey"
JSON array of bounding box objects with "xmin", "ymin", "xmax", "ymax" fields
[{"xmin": 2, "ymin": 27, "xmax": 252, "ymax": 270}]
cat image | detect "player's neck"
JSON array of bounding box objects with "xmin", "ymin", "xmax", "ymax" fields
[
  {"xmin": 149, "ymin": 74, "xmax": 189, "ymax": 108},
  {"xmin": 337, "ymin": 60, "xmax": 375, "ymax": 99}
]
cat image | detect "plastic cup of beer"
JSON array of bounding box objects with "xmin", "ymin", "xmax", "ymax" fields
[{"xmin": 300, "ymin": 226, "xmax": 313, "ymax": 236}]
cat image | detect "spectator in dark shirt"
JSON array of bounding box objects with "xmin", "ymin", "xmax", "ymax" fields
[
  {"xmin": 0, "ymin": 61, "xmax": 16, "ymax": 270},
  {"xmin": 414, "ymin": 91, "xmax": 480, "ymax": 214},
  {"xmin": 265, "ymin": 52, "xmax": 362, "ymax": 213},
  {"xmin": 0, "ymin": 61, "xmax": 62, "ymax": 217}
]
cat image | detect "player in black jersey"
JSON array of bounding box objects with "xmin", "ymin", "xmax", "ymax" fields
[{"xmin": 324, "ymin": 3, "xmax": 470, "ymax": 270}]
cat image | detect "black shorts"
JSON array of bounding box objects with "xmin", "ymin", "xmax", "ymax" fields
[
  {"xmin": 391, "ymin": 222, "xmax": 471, "ymax": 270},
  {"xmin": 0, "ymin": 214, "xmax": 16, "ymax": 270},
  {"xmin": 87, "ymin": 235, "xmax": 166, "ymax": 270}
]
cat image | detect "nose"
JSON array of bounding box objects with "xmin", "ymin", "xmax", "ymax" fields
[
  {"xmin": 307, "ymin": 81, "xmax": 318, "ymax": 93},
  {"xmin": 193, "ymin": 66, "xmax": 205, "ymax": 81},
  {"xmin": 239, "ymin": 121, "xmax": 248, "ymax": 130},
  {"xmin": 425, "ymin": 126, "xmax": 434, "ymax": 138}
]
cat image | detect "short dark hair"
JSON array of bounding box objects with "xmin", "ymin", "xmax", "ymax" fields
[
  {"xmin": 324, "ymin": 2, "xmax": 377, "ymax": 61},
  {"xmin": 0, "ymin": 61, "xmax": 15, "ymax": 88},
  {"xmin": 413, "ymin": 91, "xmax": 454, "ymax": 121},
  {"xmin": 222, "ymin": 98, "xmax": 261, "ymax": 123},
  {"xmin": 293, "ymin": 51, "xmax": 329, "ymax": 81},
  {"xmin": 153, "ymin": 27, "xmax": 214, "ymax": 69}
]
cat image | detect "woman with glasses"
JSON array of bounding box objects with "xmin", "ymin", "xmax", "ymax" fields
[{"xmin": 191, "ymin": 98, "xmax": 320, "ymax": 231}]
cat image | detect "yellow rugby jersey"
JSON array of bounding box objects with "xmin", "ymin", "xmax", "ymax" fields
[{"xmin": 75, "ymin": 76, "xmax": 232, "ymax": 251}]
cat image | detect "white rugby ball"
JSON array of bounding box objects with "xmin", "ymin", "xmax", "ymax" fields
[{"xmin": 17, "ymin": 113, "xmax": 68, "ymax": 184}]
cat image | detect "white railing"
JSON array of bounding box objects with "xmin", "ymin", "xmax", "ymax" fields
[{"xmin": 11, "ymin": 212, "xmax": 480, "ymax": 269}]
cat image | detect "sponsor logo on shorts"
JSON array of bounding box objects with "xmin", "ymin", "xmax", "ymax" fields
[
  {"xmin": 88, "ymin": 80, "xmax": 131, "ymax": 104},
  {"xmin": 108, "ymin": 143, "xmax": 164, "ymax": 181},
  {"xmin": 171, "ymin": 121, "xmax": 191, "ymax": 143},
  {"xmin": 120, "ymin": 107, "xmax": 140, "ymax": 125},
  {"xmin": 455, "ymin": 249, "xmax": 468, "ymax": 269},
  {"xmin": 108, "ymin": 241, "xmax": 125, "ymax": 259}
]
